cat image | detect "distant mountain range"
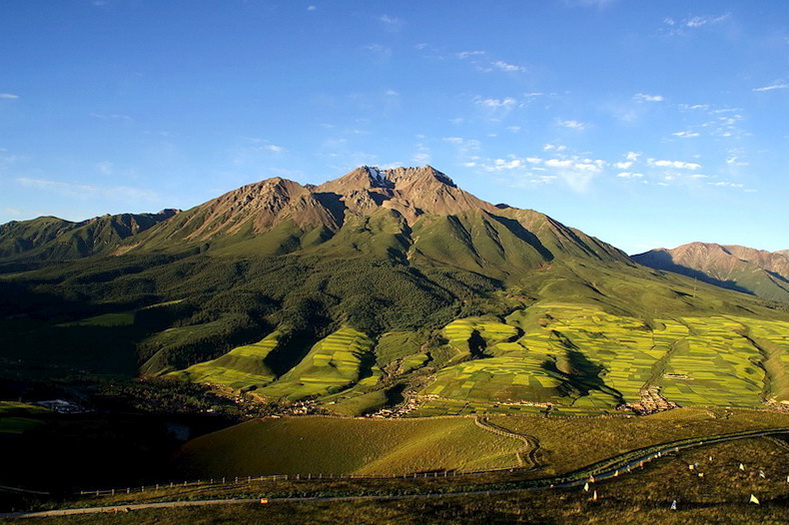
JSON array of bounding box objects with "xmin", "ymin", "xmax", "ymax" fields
[{"xmin": 633, "ymin": 243, "xmax": 789, "ymax": 303}]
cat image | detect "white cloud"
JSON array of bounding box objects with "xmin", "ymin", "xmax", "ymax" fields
[
  {"xmin": 664, "ymin": 13, "xmax": 730, "ymax": 35},
  {"xmin": 412, "ymin": 152, "xmax": 431, "ymax": 164},
  {"xmin": 672, "ymin": 131, "xmax": 700, "ymax": 138},
  {"xmin": 307, "ymin": 5, "xmax": 317, "ymax": 11},
  {"xmin": 685, "ymin": 14, "xmax": 730, "ymax": 28},
  {"xmin": 492, "ymin": 60, "xmax": 526, "ymax": 73},
  {"xmin": 457, "ymin": 50, "xmax": 486, "ymax": 59},
  {"xmin": 708, "ymin": 181, "xmax": 744, "ymax": 188},
  {"xmin": 753, "ymin": 81, "xmax": 789, "ymax": 92},
  {"xmin": 648, "ymin": 159, "xmax": 701, "ymax": 170},
  {"xmin": 557, "ymin": 119, "xmax": 586, "ymax": 130},
  {"xmin": 633, "ymin": 93, "xmax": 664, "ymax": 103},
  {"xmin": 96, "ymin": 161, "xmax": 114, "ymax": 175},
  {"xmin": 365, "ymin": 44, "xmax": 392, "ymax": 59},
  {"xmin": 384, "ymin": 89, "xmax": 399, "ymax": 96},
  {"xmin": 475, "ymin": 97, "xmax": 518, "ymax": 109},
  {"xmin": 614, "ymin": 161, "xmax": 633, "ymax": 169},
  {"xmin": 617, "ymin": 172, "xmax": 644, "ymax": 178},
  {"xmin": 543, "ymin": 144, "xmax": 567, "ymax": 152},
  {"xmin": 625, "ymin": 152, "xmax": 641, "ymax": 161},
  {"xmin": 0, "ymin": 93, "xmax": 19, "ymax": 99},
  {"xmin": 378, "ymin": 15, "xmax": 402, "ymax": 31}
]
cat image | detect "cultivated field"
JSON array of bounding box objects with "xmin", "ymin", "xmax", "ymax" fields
[
  {"xmin": 168, "ymin": 331, "xmax": 282, "ymax": 390},
  {"xmin": 259, "ymin": 327, "xmax": 378, "ymax": 401}
]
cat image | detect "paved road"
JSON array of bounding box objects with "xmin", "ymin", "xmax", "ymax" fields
[{"xmin": 2, "ymin": 427, "xmax": 787, "ymax": 520}]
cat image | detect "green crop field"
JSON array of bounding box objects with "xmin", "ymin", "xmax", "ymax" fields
[
  {"xmin": 441, "ymin": 317, "xmax": 520, "ymax": 361},
  {"xmin": 413, "ymin": 304, "xmax": 789, "ymax": 415},
  {"xmin": 168, "ymin": 331, "xmax": 282, "ymax": 391},
  {"xmin": 175, "ymin": 416, "xmax": 522, "ymax": 477},
  {"xmin": 259, "ymin": 327, "xmax": 378, "ymax": 401}
]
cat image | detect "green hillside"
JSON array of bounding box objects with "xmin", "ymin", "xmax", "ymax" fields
[
  {"xmin": 175, "ymin": 416, "xmax": 522, "ymax": 477},
  {"xmin": 0, "ymin": 166, "xmax": 787, "ymax": 416},
  {"xmin": 167, "ymin": 331, "xmax": 282, "ymax": 391}
]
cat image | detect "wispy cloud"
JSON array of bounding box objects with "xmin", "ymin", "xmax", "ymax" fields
[
  {"xmin": 365, "ymin": 44, "xmax": 392, "ymax": 60},
  {"xmin": 95, "ymin": 161, "xmax": 114, "ymax": 175},
  {"xmin": 662, "ymin": 13, "xmax": 731, "ymax": 35},
  {"xmin": 633, "ymin": 93, "xmax": 663, "ymax": 103},
  {"xmin": 378, "ymin": 15, "xmax": 402, "ymax": 32},
  {"xmin": 491, "ymin": 60, "xmax": 527, "ymax": 73},
  {"xmin": 648, "ymin": 159, "xmax": 702, "ymax": 170},
  {"xmin": 557, "ymin": 119, "xmax": 587, "ymax": 130},
  {"xmin": 475, "ymin": 97, "xmax": 518, "ymax": 109},
  {"xmin": 90, "ymin": 113, "xmax": 133, "ymax": 122},
  {"xmin": 753, "ymin": 81, "xmax": 788, "ymax": 92},
  {"xmin": 684, "ymin": 14, "xmax": 731, "ymax": 28},
  {"xmin": 0, "ymin": 93, "xmax": 19, "ymax": 99},
  {"xmin": 457, "ymin": 50, "xmax": 486, "ymax": 60},
  {"xmin": 307, "ymin": 5, "xmax": 317, "ymax": 11},
  {"xmin": 672, "ymin": 131, "xmax": 700, "ymax": 138},
  {"xmin": 480, "ymin": 151, "xmax": 606, "ymax": 193},
  {"xmin": 708, "ymin": 181, "xmax": 744, "ymax": 188}
]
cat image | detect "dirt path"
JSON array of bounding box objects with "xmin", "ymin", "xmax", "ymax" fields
[{"xmin": 474, "ymin": 416, "xmax": 543, "ymax": 470}]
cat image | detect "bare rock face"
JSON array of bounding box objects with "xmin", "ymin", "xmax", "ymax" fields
[{"xmin": 315, "ymin": 165, "xmax": 497, "ymax": 224}]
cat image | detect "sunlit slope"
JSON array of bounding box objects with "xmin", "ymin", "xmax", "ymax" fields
[
  {"xmin": 175, "ymin": 416, "xmax": 522, "ymax": 477},
  {"xmin": 259, "ymin": 327, "xmax": 377, "ymax": 401},
  {"xmin": 415, "ymin": 306, "xmax": 789, "ymax": 415},
  {"xmin": 634, "ymin": 242, "xmax": 789, "ymax": 304},
  {"xmin": 0, "ymin": 210, "xmax": 177, "ymax": 261},
  {"xmin": 167, "ymin": 331, "xmax": 282, "ymax": 390}
]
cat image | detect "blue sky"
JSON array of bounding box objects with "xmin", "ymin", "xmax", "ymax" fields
[{"xmin": 1, "ymin": 1, "xmax": 787, "ymax": 254}]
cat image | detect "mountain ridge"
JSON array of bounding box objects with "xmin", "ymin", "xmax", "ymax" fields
[{"xmin": 633, "ymin": 242, "xmax": 789, "ymax": 303}]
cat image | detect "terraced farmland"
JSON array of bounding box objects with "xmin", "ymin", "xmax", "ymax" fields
[
  {"xmin": 259, "ymin": 327, "xmax": 377, "ymax": 401},
  {"xmin": 416, "ymin": 305, "xmax": 789, "ymax": 414},
  {"xmin": 167, "ymin": 331, "xmax": 282, "ymax": 391},
  {"xmin": 166, "ymin": 301, "xmax": 789, "ymax": 414},
  {"xmin": 441, "ymin": 317, "xmax": 520, "ymax": 361},
  {"xmin": 657, "ymin": 317, "xmax": 766, "ymax": 407}
]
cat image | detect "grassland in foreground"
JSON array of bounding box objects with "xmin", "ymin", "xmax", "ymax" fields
[
  {"xmin": 172, "ymin": 409, "xmax": 789, "ymax": 480},
  {"xmin": 8, "ymin": 435, "xmax": 789, "ymax": 524}
]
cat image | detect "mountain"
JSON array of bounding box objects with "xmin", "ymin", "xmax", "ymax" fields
[
  {"xmin": 0, "ymin": 209, "xmax": 178, "ymax": 261},
  {"xmin": 1, "ymin": 166, "xmax": 788, "ymax": 415},
  {"xmin": 633, "ymin": 242, "xmax": 789, "ymax": 303}
]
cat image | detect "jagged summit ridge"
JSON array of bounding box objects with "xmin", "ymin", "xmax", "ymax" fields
[{"xmin": 0, "ymin": 165, "xmax": 630, "ymax": 273}]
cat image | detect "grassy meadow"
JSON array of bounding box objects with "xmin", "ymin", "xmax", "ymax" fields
[
  {"xmin": 13, "ymin": 433, "xmax": 789, "ymax": 524},
  {"xmin": 172, "ymin": 409, "xmax": 789, "ymax": 481},
  {"xmin": 174, "ymin": 416, "xmax": 522, "ymax": 478}
]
